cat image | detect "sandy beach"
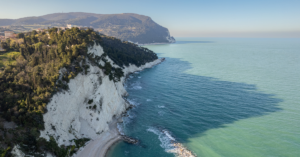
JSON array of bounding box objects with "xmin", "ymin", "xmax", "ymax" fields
[{"xmin": 74, "ymin": 118, "xmax": 122, "ymax": 157}]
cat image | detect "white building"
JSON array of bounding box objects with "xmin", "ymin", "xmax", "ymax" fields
[
  {"xmin": 67, "ymin": 24, "xmax": 73, "ymax": 29},
  {"xmin": 4, "ymin": 31, "xmax": 14, "ymax": 39}
]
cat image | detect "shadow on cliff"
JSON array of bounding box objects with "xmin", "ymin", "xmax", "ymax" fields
[{"xmin": 125, "ymin": 57, "xmax": 282, "ymax": 144}]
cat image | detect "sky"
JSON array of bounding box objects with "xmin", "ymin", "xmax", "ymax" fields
[{"xmin": 0, "ymin": 0, "xmax": 299, "ymax": 38}]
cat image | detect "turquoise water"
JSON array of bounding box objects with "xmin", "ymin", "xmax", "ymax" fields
[{"xmin": 106, "ymin": 38, "xmax": 300, "ymax": 157}]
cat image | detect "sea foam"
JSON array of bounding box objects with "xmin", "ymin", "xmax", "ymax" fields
[
  {"xmin": 147, "ymin": 127, "xmax": 175, "ymax": 152},
  {"xmin": 147, "ymin": 126, "xmax": 196, "ymax": 157}
]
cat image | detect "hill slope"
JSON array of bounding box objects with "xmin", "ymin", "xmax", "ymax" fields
[{"xmin": 0, "ymin": 12, "xmax": 175, "ymax": 44}]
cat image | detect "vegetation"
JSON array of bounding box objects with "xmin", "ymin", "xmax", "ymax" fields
[
  {"xmin": 88, "ymin": 99, "xmax": 93, "ymax": 104},
  {"xmin": 101, "ymin": 35, "xmax": 158, "ymax": 67},
  {"xmin": 0, "ymin": 147, "xmax": 10, "ymax": 157},
  {"xmin": 0, "ymin": 12, "xmax": 174, "ymax": 44},
  {"xmin": 0, "ymin": 27, "xmax": 158, "ymax": 156},
  {"xmin": 0, "ymin": 51, "xmax": 20, "ymax": 68},
  {"xmin": 0, "ymin": 27, "xmax": 100, "ymax": 156}
]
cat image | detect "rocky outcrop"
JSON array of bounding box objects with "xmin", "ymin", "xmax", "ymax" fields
[
  {"xmin": 121, "ymin": 135, "xmax": 139, "ymax": 144},
  {"xmin": 171, "ymin": 143, "xmax": 196, "ymax": 157}
]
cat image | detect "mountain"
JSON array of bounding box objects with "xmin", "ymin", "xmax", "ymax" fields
[{"xmin": 0, "ymin": 12, "xmax": 176, "ymax": 44}]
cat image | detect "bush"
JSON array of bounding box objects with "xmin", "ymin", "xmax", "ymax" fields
[{"xmin": 88, "ymin": 99, "xmax": 93, "ymax": 104}]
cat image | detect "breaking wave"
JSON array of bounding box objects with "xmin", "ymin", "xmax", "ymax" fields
[
  {"xmin": 147, "ymin": 126, "xmax": 196, "ymax": 157},
  {"xmin": 130, "ymin": 81, "xmax": 142, "ymax": 90},
  {"xmin": 132, "ymin": 85, "xmax": 142, "ymax": 90},
  {"xmin": 117, "ymin": 123, "xmax": 125, "ymax": 135},
  {"xmin": 147, "ymin": 127, "xmax": 175, "ymax": 152}
]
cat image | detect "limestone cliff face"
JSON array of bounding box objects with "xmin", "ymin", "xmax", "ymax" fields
[{"xmin": 39, "ymin": 44, "xmax": 162, "ymax": 146}]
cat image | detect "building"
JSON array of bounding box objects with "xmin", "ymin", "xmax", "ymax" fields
[
  {"xmin": 0, "ymin": 35, "xmax": 5, "ymax": 42},
  {"xmin": 35, "ymin": 28, "xmax": 42, "ymax": 32},
  {"xmin": 67, "ymin": 24, "xmax": 73, "ymax": 29},
  {"xmin": 4, "ymin": 31, "xmax": 14, "ymax": 39}
]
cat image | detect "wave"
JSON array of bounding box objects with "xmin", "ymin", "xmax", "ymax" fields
[
  {"xmin": 163, "ymin": 130, "xmax": 176, "ymax": 141},
  {"xmin": 147, "ymin": 127, "xmax": 175, "ymax": 152},
  {"xmin": 158, "ymin": 111, "xmax": 165, "ymax": 116},
  {"xmin": 132, "ymin": 86, "xmax": 142, "ymax": 90},
  {"xmin": 147, "ymin": 99, "xmax": 152, "ymax": 101},
  {"xmin": 122, "ymin": 98, "xmax": 139, "ymax": 126},
  {"xmin": 117, "ymin": 123, "xmax": 125, "ymax": 135},
  {"xmin": 126, "ymin": 98, "xmax": 140, "ymax": 107},
  {"xmin": 158, "ymin": 105, "xmax": 165, "ymax": 108},
  {"xmin": 147, "ymin": 126, "xmax": 196, "ymax": 157},
  {"xmin": 129, "ymin": 81, "xmax": 142, "ymax": 90}
]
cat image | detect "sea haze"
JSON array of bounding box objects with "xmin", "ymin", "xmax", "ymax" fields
[{"xmin": 107, "ymin": 38, "xmax": 300, "ymax": 157}]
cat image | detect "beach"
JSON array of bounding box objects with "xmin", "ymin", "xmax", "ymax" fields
[{"xmin": 74, "ymin": 118, "xmax": 122, "ymax": 157}]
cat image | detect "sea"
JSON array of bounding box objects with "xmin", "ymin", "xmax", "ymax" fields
[{"xmin": 106, "ymin": 38, "xmax": 300, "ymax": 157}]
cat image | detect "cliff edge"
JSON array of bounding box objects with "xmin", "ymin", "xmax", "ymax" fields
[{"xmin": 38, "ymin": 44, "xmax": 163, "ymax": 157}]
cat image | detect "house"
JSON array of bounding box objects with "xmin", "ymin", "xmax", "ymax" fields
[
  {"xmin": 0, "ymin": 35, "xmax": 5, "ymax": 41},
  {"xmin": 67, "ymin": 24, "xmax": 73, "ymax": 29},
  {"xmin": 4, "ymin": 31, "xmax": 14, "ymax": 39},
  {"xmin": 35, "ymin": 28, "xmax": 42, "ymax": 32}
]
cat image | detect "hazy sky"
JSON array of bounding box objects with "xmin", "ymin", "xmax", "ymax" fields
[{"xmin": 1, "ymin": 0, "xmax": 299, "ymax": 37}]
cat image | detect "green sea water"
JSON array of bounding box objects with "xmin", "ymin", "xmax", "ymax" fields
[{"xmin": 107, "ymin": 38, "xmax": 300, "ymax": 157}]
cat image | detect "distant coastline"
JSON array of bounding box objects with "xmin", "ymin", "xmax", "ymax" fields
[{"xmin": 138, "ymin": 42, "xmax": 176, "ymax": 46}]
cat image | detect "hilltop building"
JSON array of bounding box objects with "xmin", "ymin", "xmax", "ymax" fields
[
  {"xmin": 35, "ymin": 28, "xmax": 42, "ymax": 32},
  {"xmin": 67, "ymin": 24, "xmax": 73, "ymax": 29},
  {"xmin": 0, "ymin": 35, "xmax": 5, "ymax": 42},
  {"xmin": 5, "ymin": 31, "xmax": 14, "ymax": 39}
]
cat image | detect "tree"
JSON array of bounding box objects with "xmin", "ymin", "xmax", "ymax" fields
[
  {"xmin": 17, "ymin": 33, "xmax": 25, "ymax": 39},
  {"xmin": 72, "ymin": 45, "xmax": 79, "ymax": 57},
  {"xmin": 0, "ymin": 42, "xmax": 8, "ymax": 50}
]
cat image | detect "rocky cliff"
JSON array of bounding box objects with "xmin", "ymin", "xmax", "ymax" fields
[{"xmin": 39, "ymin": 44, "xmax": 163, "ymax": 146}]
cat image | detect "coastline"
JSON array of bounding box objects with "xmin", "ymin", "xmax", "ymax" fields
[
  {"xmin": 138, "ymin": 42, "xmax": 175, "ymax": 46},
  {"xmin": 74, "ymin": 58, "xmax": 165, "ymax": 157}
]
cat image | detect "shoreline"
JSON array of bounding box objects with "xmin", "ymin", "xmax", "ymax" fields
[
  {"xmin": 104, "ymin": 139, "xmax": 122, "ymax": 157},
  {"xmin": 138, "ymin": 42, "xmax": 175, "ymax": 46},
  {"xmin": 74, "ymin": 117, "xmax": 122, "ymax": 157},
  {"xmin": 74, "ymin": 58, "xmax": 165, "ymax": 157}
]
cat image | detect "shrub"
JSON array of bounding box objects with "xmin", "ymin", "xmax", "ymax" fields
[{"xmin": 88, "ymin": 99, "xmax": 93, "ymax": 104}]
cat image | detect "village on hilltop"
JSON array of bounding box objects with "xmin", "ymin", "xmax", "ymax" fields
[{"xmin": 0, "ymin": 24, "xmax": 93, "ymax": 42}]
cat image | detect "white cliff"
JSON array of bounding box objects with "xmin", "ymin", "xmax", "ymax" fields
[
  {"xmin": 166, "ymin": 31, "xmax": 176, "ymax": 43},
  {"xmin": 40, "ymin": 43, "xmax": 163, "ymax": 147}
]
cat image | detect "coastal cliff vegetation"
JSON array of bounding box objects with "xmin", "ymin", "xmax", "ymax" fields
[{"xmin": 0, "ymin": 27, "xmax": 157, "ymax": 156}]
